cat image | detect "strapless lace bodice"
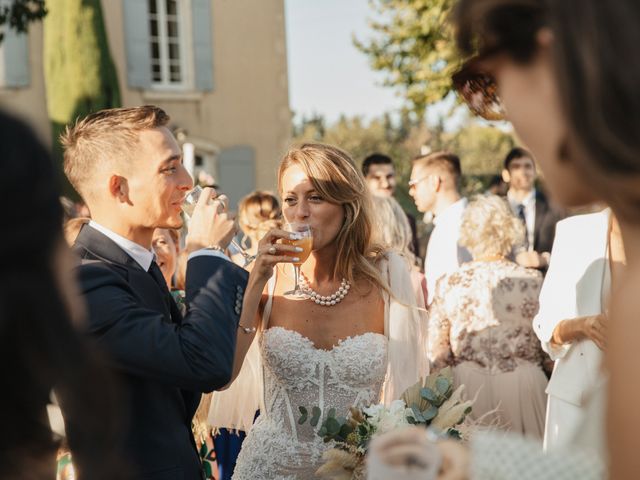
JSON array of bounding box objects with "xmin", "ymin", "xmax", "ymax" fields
[{"xmin": 233, "ymin": 326, "xmax": 388, "ymax": 479}]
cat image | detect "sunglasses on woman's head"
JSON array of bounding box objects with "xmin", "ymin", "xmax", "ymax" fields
[{"xmin": 452, "ymin": 62, "xmax": 506, "ymax": 121}]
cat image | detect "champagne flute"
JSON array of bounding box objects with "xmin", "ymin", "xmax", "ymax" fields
[
  {"xmin": 281, "ymin": 222, "xmax": 313, "ymax": 298},
  {"xmin": 182, "ymin": 186, "xmax": 256, "ymax": 267}
]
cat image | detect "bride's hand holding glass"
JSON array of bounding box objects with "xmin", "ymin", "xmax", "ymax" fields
[{"xmin": 249, "ymin": 228, "xmax": 305, "ymax": 287}]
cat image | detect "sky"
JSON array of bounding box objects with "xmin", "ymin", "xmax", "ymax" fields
[
  {"xmin": 284, "ymin": 0, "xmax": 469, "ymax": 130},
  {"xmin": 284, "ymin": 0, "xmax": 404, "ymax": 123}
]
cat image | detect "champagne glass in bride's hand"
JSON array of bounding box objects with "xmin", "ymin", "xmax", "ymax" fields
[
  {"xmin": 182, "ymin": 186, "xmax": 256, "ymax": 266},
  {"xmin": 281, "ymin": 222, "xmax": 313, "ymax": 298}
]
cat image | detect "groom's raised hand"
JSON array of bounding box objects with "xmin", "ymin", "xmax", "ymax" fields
[{"xmin": 185, "ymin": 187, "xmax": 237, "ymax": 253}]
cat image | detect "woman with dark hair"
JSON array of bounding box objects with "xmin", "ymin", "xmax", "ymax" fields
[
  {"xmin": 370, "ymin": 0, "xmax": 640, "ymax": 478},
  {"xmin": 0, "ymin": 111, "xmax": 123, "ymax": 479}
]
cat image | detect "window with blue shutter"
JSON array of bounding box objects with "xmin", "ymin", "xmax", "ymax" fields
[
  {"xmin": 0, "ymin": 25, "xmax": 30, "ymax": 88},
  {"xmin": 217, "ymin": 146, "xmax": 256, "ymax": 210},
  {"xmin": 123, "ymin": 0, "xmax": 152, "ymax": 88},
  {"xmin": 191, "ymin": 0, "xmax": 214, "ymax": 91},
  {"xmin": 123, "ymin": 0, "xmax": 213, "ymax": 92}
]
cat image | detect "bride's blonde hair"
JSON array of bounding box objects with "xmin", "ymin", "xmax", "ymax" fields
[{"xmin": 277, "ymin": 143, "xmax": 388, "ymax": 292}]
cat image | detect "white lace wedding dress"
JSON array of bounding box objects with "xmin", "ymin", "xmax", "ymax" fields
[
  {"xmin": 209, "ymin": 254, "xmax": 429, "ymax": 479},
  {"xmin": 232, "ymin": 324, "xmax": 388, "ymax": 479}
]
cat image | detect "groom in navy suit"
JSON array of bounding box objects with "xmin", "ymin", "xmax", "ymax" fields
[{"xmin": 62, "ymin": 106, "xmax": 248, "ymax": 479}]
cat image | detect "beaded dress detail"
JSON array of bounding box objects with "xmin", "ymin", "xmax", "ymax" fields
[{"xmin": 232, "ymin": 276, "xmax": 388, "ymax": 479}]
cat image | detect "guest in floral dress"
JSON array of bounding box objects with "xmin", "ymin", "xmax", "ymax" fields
[{"xmin": 428, "ymin": 194, "xmax": 547, "ymax": 438}]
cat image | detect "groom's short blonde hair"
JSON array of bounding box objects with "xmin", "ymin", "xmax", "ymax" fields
[{"xmin": 60, "ymin": 105, "xmax": 170, "ymax": 200}]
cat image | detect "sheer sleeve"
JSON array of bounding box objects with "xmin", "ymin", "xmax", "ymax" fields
[
  {"xmin": 381, "ymin": 253, "xmax": 430, "ymax": 404},
  {"xmin": 207, "ymin": 276, "xmax": 275, "ymax": 433},
  {"xmin": 428, "ymin": 276, "xmax": 454, "ymax": 371}
]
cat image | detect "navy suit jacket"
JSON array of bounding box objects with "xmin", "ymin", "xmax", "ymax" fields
[{"xmin": 69, "ymin": 225, "xmax": 249, "ymax": 479}]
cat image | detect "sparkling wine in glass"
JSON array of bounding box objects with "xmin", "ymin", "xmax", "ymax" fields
[
  {"xmin": 182, "ymin": 186, "xmax": 256, "ymax": 266},
  {"xmin": 282, "ymin": 222, "xmax": 313, "ymax": 298}
]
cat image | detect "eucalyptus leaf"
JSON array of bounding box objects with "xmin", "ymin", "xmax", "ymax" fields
[
  {"xmin": 327, "ymin": 408, "xmax": 336, "ymax": 419},
  {"xmin": 420, "ymin": 387, "xmax": 438, "ymax": 403},
  {"xmin": 436, "ymin": 377, "xmax": 450, "ymax": 395},
  {"xmin": 298, "ymin": 406, "xmax": 308, "ymax": 424},
  {"xmin": 310, "ymin": 406, "xmax": 321, "ymax": 427},
  {"xmin": 326, "ymin": 417, "xmax": 341, "ymax": 436},
  {"xmin": 411, "ymin": 405, "xmax": 425, "ymax": 423},
  {"xmin": 422, "ymin": 404, "xmax": 439, "ymax": 421}
]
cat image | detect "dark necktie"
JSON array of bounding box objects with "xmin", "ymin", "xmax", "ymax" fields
[
  {"xmin": 148, "ymin": 260, "xmax": 182, "ymax": 323},
  {"xmin": 517, "ymin": 203, "xmax": 530, "ymax": 250}
]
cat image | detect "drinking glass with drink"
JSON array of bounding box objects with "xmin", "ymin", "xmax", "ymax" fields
[
  {"xmin": 281, "ymin": 222, "xmax": 313, "ymax": 298},
  {"xmin": 182, "ymin": 185, "xmax": 256, "ymax": 266}
]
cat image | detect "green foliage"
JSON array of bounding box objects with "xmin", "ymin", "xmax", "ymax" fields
[
  {"xmin": 0, "ymin": 0, "xmax": 47, "ymax": 42},
  {"xmin": 354, "ymin": 0, "xmax": 460, "ymax": 116},
  {"xmin": 292, "ymin": 112, "xmax": 515, "ymax": 212},
  {"xmin": 44, "ymin": 0, "xmax": 121, "ymax": 196}
]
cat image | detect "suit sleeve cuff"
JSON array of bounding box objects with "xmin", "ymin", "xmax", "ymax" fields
[{"xmin": 188, "ymin": 248, "xmax": 230, "ymax": 262}]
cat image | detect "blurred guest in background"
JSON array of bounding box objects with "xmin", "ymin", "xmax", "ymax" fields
[
  {"xmin": 534, "ymin": 208, "xmax": 623, "ymax": 450},
  {"xmin": 234, "ymin": 190, "xmax": 282, "ymax": 263},
  {"xmin": 151, "ymin": 228, "xmax": 180, "ymax": 289},
  {"xmin": 362, "ymin": 153, "xmax": 420, "ymax": 257},
  {"xmin": 371, "ymin": 195, "xmax": 427, "ymax": 306},
  {"xmin": 503, "ymin": 147, "xmax": 564, "ymax": 271},
  {"xmin": 429, "ymin": 195, "xmax": 546, "ymax": 438},
  {"xmin": 0, "ymin": 111, "xmax": 123, "ymax": 479},
  {"xmin": 409, "ymin": 151, "xmax": 472, "ymax": 304}
]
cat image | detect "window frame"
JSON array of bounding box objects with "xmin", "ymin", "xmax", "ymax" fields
[{"xmin": 148, "ymin": 0, "xmax": 194, "ymax": 91}]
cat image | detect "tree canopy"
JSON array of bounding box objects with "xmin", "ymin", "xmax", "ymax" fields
[
  {"xmin": 354, "ymin": 0, "xmax": 461, "ymax": 117},
  {"xmin": 0, "ymin": 0, "xmax": 47, "ymax": 42}
]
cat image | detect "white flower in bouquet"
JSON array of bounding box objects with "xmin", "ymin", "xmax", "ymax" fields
[{"xmin": 364, "ymin": 400, "xmax": 412, "ymax": 435}]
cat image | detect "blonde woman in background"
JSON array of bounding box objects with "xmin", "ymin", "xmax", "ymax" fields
[
  {"xmin": 428, "ymin": 194, "xmax": 547, "ymax": 438},
  {"xmin": 371, "ymin": 195, "xmax": 427, "ymax": 307},
  {"xmin": 232, "ymin": 191, "xmax": 282, "ymax": 267}
]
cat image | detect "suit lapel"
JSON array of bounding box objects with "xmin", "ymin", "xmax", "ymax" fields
[
  {"xmin": 534, "ymin": 191, "xmax": 549, "ymax": 250},
  {"xmin": 75, "ymin": 225, "xmax": 177, "ymax": 324}
]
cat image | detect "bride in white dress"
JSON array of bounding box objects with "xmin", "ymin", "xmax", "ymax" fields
[{"xmin": 208, "ymin": 143, "xmax": 429, "ymax": 479}]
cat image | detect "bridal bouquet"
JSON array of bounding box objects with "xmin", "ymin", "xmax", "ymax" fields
[{"xmin": 298, "ymin": 367, "xmax": 474, "ymax": 479}]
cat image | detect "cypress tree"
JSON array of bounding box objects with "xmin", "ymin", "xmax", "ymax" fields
[{"xmin": 44, "ymin": 0, "xmax": 121, "ymax": 197}]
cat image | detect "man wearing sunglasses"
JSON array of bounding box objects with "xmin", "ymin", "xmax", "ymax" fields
[
  {"xmin": 409, "ymin": 151, "xmax": 472, "ymax": 304},
  {"xmin": 503, "ymin": 147, "xmax": 565, "ymax": 272}
]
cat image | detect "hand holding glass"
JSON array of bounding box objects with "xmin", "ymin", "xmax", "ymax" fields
[{"xmin": 182, "ymin": 186, "xmax": 256, "ymax": 266}]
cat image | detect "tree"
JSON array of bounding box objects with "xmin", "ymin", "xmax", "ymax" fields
[
  {"xmin": 44, "ymin": 0, "xmax": 121, "ymax": 196},
  {"xmin": 0, "ymin": 0, "xmax": 47, "ymax": 43},
  {"xmin": 354, "ymin": 0, "xmax": 460, "ymax": 117}
]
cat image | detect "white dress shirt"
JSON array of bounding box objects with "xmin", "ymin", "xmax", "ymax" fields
[
  {"xmin": 507, "ymin": 189, "xmax": 536, "ymax": 251},
  {"xmin": 424, "ymin": 198, "xmax": 472, "ymax": 304},
  {"xmin": 89, "ymin": 221, "xmax": 228, "ymax": 271}
]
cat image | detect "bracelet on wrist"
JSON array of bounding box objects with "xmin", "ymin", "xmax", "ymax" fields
[
  {"xmin": 238, "ymin": 323, "xmax": 257, "ymax": 334},
  {"xmin": 205, "ymin": 244, "xmax": 224, "ymax": 253}
]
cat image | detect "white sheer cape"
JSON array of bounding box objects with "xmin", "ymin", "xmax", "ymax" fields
[{"xmin": 207, "ymin": 252, "xmax": 429, "ymax": 432}]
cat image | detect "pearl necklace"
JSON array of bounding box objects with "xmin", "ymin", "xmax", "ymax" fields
[{"xmin": 299, "ymin": 272, "xmax": 351, "ymax": 306}]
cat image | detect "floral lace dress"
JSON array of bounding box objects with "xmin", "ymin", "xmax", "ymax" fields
[
  {"xmin": 232, "ymin": 326, "xmax": 388, "ymax": 479},
  {"xmin": 428, "ymin": 260, "xmax": 547, "ymax": 437}
]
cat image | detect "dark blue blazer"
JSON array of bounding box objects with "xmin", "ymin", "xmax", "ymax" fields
[{"xmin": 69, "ymin": 225, "xmax": 249, "ymax": 479}]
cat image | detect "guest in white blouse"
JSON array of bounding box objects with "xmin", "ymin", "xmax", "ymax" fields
[{"xmin": 534, "ymin": 208, "xmax": 624, "ymax": 450}]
